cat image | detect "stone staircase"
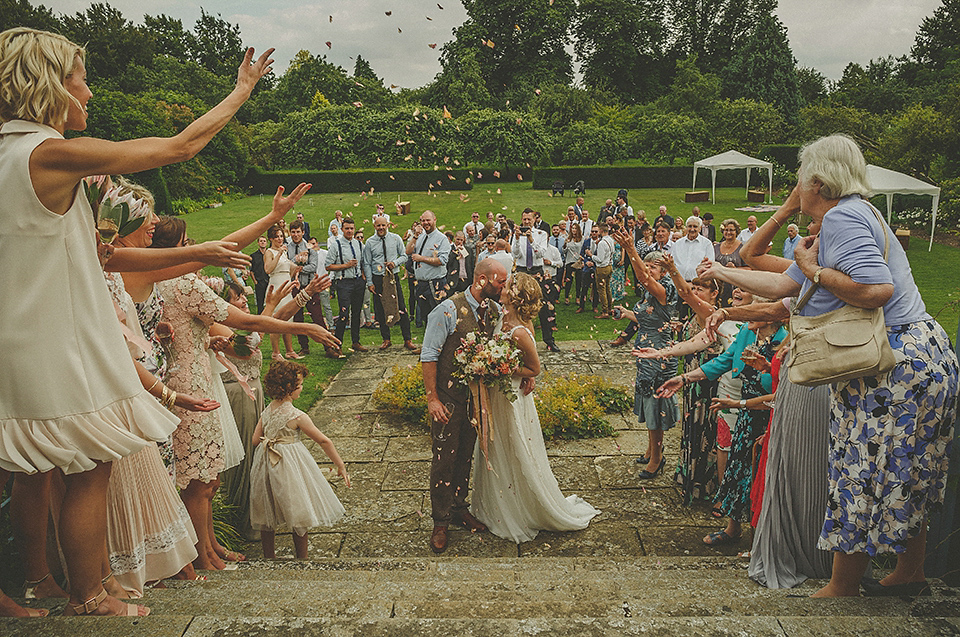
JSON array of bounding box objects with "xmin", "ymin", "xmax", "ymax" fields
[
  {"xmin": 6, "ymin": 555, "xmax": 960, "ymax": 636},
  {"xmin": 6, "ymin": 341, "xmax": 960, "ymax": 635}
]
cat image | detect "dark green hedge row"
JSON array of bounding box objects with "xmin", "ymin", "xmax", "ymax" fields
[
  {"xmin": 759, "ymin": 145, "xmax": 802, "ymax": 170},
  {"xmin": 532, "ymin": 165, "xmax": 747, "ymax": 191},
  {"xmin": 242, "ymin": 167, "xmax": 475, "ymax": 194}
]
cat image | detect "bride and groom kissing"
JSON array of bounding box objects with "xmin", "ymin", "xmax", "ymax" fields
[{"xmin": 420, "ymin": 259, "xmax": 599, "ymax": 553}]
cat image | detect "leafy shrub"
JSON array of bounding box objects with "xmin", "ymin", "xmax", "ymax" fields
[
  {"xmin": 372, "ymin": 363, "xmax": 428, "ymax": 427},
  {"xmin": 534, "ymin": 372, "xmax": 628, "ymax": 440}
]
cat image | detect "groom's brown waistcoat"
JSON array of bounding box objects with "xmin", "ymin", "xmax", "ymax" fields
[{"xmin": 435, "ymin": 292, "xmax": 499, "ymax": 405}]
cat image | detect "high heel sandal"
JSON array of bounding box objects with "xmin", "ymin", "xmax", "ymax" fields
[
  {"xmin": 271, "ymin": 353, "xmax": 286, "ymax": 362},
  {"xmin": 65, "ymin": 588, "xmax": 149, "ymax": 617},
  {"xmin": 23, "ymin": 573, "xmax": 51, "ymax": 599}
]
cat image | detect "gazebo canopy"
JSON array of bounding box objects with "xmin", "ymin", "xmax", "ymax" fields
[
  {"xmin": 867, "ymin": 164, "xmax": 941, "ymax": 251},
  {"xmin": 693, "ymin": 150, "xmax": 773, "ymax": 204}
]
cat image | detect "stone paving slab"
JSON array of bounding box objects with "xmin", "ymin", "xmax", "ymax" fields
[
  {"xmin": 382, "ymin": 435, "xmax": 433, "ymax": 462},
  {"xmin": 519, "ymin": 522, "xmax": 643, "ymax": 558},
  {"xmin": 544, "ymin": 430, "xmax": 644, "ymax": 457},
  {"xmin": 239, "ymin": 531, "xmax": 344, "ymax": 560},
  {"xmin": 0, "ymin": 616, "xmax": 195, "ymax": 637},
  {"xmin": 324, "ymin": 374, "xmax": 387, "ymax": 397},
  {"xmin": 340, "ymin": 529, "xmax": 517, "ymax": 559},
  {"xmin": 381, "ymin": 461, "xmax": 431, "ymax": 491},
  {"xmin": 305, "ymin": 435, "xmax": 388, "ymax": 464},
  {"xmin": 639, "ymin": 525, "xmax": 753, "ymax": 558}
]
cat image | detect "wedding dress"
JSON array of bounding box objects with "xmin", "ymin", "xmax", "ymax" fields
[{"xmin": 470, "ymin": 324, "xmax": 600, "ymax": 543}]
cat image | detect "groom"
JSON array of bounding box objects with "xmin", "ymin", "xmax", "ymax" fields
[{"xmin": 421, "ymin": 258, "xmax": 508, "ymax": 553}]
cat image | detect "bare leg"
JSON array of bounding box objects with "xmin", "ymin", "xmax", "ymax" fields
[
  {"xmin": 881, "ymin": 524, "xmax": 927, "ymax": 585},
  {"xmin": 11, "ymin": 472, "xmax": 68, "ymax": 598},
  {"xmin": 283, "ymin": 334, "xmax": 294, "ymax": 356},
  {"xmin": 716, "ymin": 449, "xmax": 728, "ymax": 484},
  {"xmin": 812, "ymin": 551, "xmax": 870, "ymax": 597},
  {"xmin": 270, "ymin": 334, "xmax": 283, "ymax": 360},
  {"xmin": 292, "ymin": 532, "xmax": 308, "ymax": 559},
  {"xmin": 60, "ymin": 462, "xmax": 147, "ymax": 616},
  {"xmin": 260, "ymin": 530, "xmax": 276, "ymax": 559},
  {"xmin": 100, "ymin": 545, "xmax": 127, "ymax": 599},
  {"xmin": 181, "ymin": 478, "xmax": 223, "ymax": 570},
  {"xmin": 645, "ymin": 429, "xmax": 664, "ymax": 473},
  {"xmin": 172, "ymin": 563, "xmax": 200, "ymax": 580},
  {"xmin": 0, "ymin": 589, "xmax": 46, "ymax": 618}
]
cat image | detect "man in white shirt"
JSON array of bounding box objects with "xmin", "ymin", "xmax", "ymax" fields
[
  {"xmin": 489, "ymin": 239, "xmax": 515, "ymax": 275},
  {"xmin": 328, "ymin": 209, "xmax": 344, "ymax": 240},
  {"xmin": 511, "ymin": 208, "xmax": 548, "ymax": 274},
  {"xmin": 308, "ymin": 237, "xmax": 334, "ymax": 328},
  {"xmin": 462, "ymin": 211, "xmax": 484, "ymax": 238},
  {"xmin": 671, "ymin": 216, "xmax": 715, "ymax": 281},
  {"xmin": 579, "ymin": 208, "xmax": 593, "ymax": 238},
  {"xmin": 737, "ymin": 215, "xmax": 758, "ymax": 244},
  {"xmin": 592, "ymin": 223, "xmax": 615, "ymax": 318}
]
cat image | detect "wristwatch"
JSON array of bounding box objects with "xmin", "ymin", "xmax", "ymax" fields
[
  {"xmin": 739, "ymin": 399, "xmax": 747, "ymax": 408},
  {"xmin": 813, "ymin": 267, "xmax": 824, "ymax": 284}
]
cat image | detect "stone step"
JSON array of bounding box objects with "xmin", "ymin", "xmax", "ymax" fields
[{"xmin": 3, "ymin": 615, "xmax": 959, "ymax": 637}]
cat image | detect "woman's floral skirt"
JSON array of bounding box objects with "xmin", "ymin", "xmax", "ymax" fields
[{"xmin": 819, "ymin": 320, "xmax": 958, "ymax": 555}]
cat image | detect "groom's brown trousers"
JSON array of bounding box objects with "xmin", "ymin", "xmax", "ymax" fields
[{"xmin": 429, "ymin": 292, "xmax": 498, "ymax": 526}]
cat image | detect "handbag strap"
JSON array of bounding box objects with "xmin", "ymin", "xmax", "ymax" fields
[{"xmin": 793, "ymin": 199, "xmax": 890, "ymax": 315}]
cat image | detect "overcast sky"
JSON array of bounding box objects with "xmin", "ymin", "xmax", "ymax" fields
[{"xmin": 46, "ymin": 0, "xmax": 944, "ymax": 88}]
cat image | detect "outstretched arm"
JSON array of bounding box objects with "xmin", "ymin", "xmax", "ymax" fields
[
  {"xmin": 697, "ymin": 260, "xmax": 800, "ymax": 299},
  {"xmin": 297, "ymin": 415, "xmax": 350, "ymax": 487},
  {"xmin": 742, "ymin": 186, "xmax": 800, "ymax": 273}
]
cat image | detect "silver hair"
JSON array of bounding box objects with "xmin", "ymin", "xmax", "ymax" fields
[
  {"xmin": 685, "ymin": 215, "xmax": 702, "ymax": 227},
  {"xmin": 787, "ymin": 223, "xmax": 799, "ymax": 232},
  {"xmin": 643, "ymin": 250, "xmax": 663, "ymax": 263},
  {"xmin": 798, "ymin": 134, "xmax": 871, "ymax": 199}
]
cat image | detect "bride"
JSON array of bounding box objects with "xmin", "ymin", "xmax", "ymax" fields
[{"xmin": 470, "ymin": 273, "xmax": 600, "ymax": 543}]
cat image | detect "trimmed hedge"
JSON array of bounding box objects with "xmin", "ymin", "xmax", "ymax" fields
[
  {"xmin": 759, "ymin": 145, "xmax": 801, "ymax": 170},
  {"xmin": 242, "ymin": 166, "xmax": 474, "ymax": 194},
  {"xmin": 532, "ymin": 165, "xmax": 746, "ymax": 191}
]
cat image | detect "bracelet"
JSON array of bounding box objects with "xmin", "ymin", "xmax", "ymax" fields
[
  {"xmin": 681, "ymin": 373, "xmax": 688, "ymax": 386},
  {"xmin": 146, "ymin": 377, "xmax": 161, "ymax": 394},
  {"xmin": 295, "ymin": 290, "xmax": 310, "ymax": 308},
  {"xmin": 718, "ymin": 308, "xmax": 729, "ymax": 320},
  {"xmin": 772, "ymin": 216, "xmax": 784, "ymax": 229}
]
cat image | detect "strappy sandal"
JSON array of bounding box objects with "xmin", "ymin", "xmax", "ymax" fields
[
  {"xmin": 65, "ymin": 588, "xmax": 150, "ymax": 617},
  {"xmin": 703, "ymin": 530, "xmax": 741, "ymax": 546},
  {"xmin": 222, "ymin": 550, "xmax": 246, "ymax": 563},
  {"xmin": 23, "ymin": 607, "xmax": 49, "ymax": 618},
  {"xmin": 23, "ymin": 573, "xmax": 52, "ymax": 599}
]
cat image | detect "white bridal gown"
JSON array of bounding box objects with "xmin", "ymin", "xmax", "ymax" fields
[{"xmin": 470, "ymin": 325, "xmax": 600, "ymax": 543}]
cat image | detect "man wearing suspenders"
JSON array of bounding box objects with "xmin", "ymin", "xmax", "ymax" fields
[
  {"xmin": 406, "ymin": 210, "xmax": 451, "ymax": 325},
  {"xmin": 324, "ymin": 217, "xmax": 367, "ymax": 358}
]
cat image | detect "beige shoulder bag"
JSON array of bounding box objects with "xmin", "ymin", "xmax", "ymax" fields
[{"xmin": 788, "ymin": 203, "xmax": 896, "ymax": 387}]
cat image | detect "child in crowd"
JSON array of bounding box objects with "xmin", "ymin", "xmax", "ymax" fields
[{"xmin": 250, "ymin": 361, "xmax": 350, "ymax": 558}]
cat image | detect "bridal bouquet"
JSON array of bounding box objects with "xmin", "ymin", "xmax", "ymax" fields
[
  {"xmin": 453, "ymin": 330, "xmax": 522, "ymax": 470},
  {"xmin": 452, "ymin": 330, "xmax": 523, "ymax": 400}
]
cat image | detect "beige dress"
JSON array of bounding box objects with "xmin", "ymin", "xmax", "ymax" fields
[
  {"xmin": 0, "ymin": 120, "xmax": 178, "ymax": 474},
  {"xmin": 104, "ymin": 273, "xmax": 197, "ymax": 596},
  {"xmin": 157, "ymin": 273, "xmax": 231, "ymax": 488}
]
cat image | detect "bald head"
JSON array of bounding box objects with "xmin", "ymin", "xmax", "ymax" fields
[{"xmin": 474, "ymin": 256, "xmax": 506, "ymax": 283}]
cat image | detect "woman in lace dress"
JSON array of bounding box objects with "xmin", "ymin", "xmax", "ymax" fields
[
  {"xmin": 471, "ymin": 273, "xmax": 600, "ymax": 543},
  {"xmin": 151, "ymin": 217, "xmax": 339, "ymax": 570},
  {"xmin": 264, "ymin": 225, "xmax": 297, "ymax": 361}
]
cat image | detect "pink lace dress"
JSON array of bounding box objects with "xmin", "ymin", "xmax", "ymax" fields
[{"xmin": 157, "ymin": 273, "xmax": 231, "ymax": 488}]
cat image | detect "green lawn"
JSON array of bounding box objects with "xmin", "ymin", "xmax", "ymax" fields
[
  {"xmin": 186, "ymin": 182, "xmax": 960, "ymax": 342},
  {"xmin": 180, "ymin": 183, "xmax": 959, "ymax": 408}
]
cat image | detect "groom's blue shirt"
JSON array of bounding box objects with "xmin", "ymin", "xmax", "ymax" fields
[{"xmin": 420, "ymin": 290, "xmax": 499, "ymax": 363}]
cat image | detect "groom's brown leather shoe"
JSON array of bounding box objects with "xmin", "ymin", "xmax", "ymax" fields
[
  {"xmin": 430, "ymin": 526, "xmax": 448, "ymax": 553},
  {"xmin": 452, "ymin": 511, "xmax": 488, "ymax": 533}
]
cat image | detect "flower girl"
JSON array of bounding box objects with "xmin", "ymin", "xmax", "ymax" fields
[{"xmin": 250, "ymin": 361, "xmax": 350, "ymax": 558}]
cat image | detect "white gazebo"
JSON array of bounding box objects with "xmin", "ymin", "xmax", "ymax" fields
[
  {"xmin": 867, "ymin": 164, "xmax": 941, "ymax": 251},
  {"xmin": 693, "ymin": 150, "xmax": 773, "ymax": 204}
]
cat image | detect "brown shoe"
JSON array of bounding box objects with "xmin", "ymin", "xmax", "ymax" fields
[
  {"xmin": 430, "ymin": 526, "xmax": 448, "ymax": 553},
  {"xmin": 326, "ymin": 347, "xmax": 346, "ymax": 360},
  {"xmin": 609, "ymin": 336, "xmax": 629, "ymax": 347},
  {"xmin": 352, "ymin": 343, "xmax": 369, "ymax": 352},
  {"xmin": 452, "ymin": 511, "xmax": 488, "ymax": 533},
  {"xmin": 379, "ymin": 340, "xmax": 392, "ymax": 351},
  {"xmin": 403, "ymin": 340, "xmax": 422, "ymax": 354}
]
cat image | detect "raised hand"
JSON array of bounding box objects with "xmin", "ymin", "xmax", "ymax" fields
[
  {"xmin": 195, "ymin": 240, "xmax": 252, "ymax": 269},
  {"xmin": 703, "ymin": 309, "xmax": 727, "ymax": 342},
  {"xmin": 307, "ymin": 324, "xmax": 341, "ymax": 349},
  {"xmin": 264, "ymin": 281, "xmax": 295, "ymax": 308},
  {"xmin": 632, "ymin": 347, "xmax": 662, "ymax": 359},
  {"xmin": 236, "ymin": 47, "xmax": 275, "ymax": 95},
  {"xmin": 655, "ymin": 376, "xmax": 683, "ymax": 399},
  {"xmin": 269, "ymin": 183, "xmax": 312, "ymax": 223},
  {"xmin": 303, "ymin": 273, "xmax": 332, "ymax": 296}
]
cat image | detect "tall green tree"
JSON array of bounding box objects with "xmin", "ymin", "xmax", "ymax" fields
[
  {"xmin": 720, "ymin": 9, "xmax": 801, "ymax": 125},
  {"xmin": 353, "ymin": 55, "xmax": 379, "ymax": 83},
  {"xmin": 61, "ymin": 3, "xmax": 154, "ymax": 85},
  {"xmin": 912, "ymin": 0, "xmax": 960, "ymax": 70},
  {"xmin": 666, "ymin": 0, "xmax": 767, "ymax": 76},
  {"xmin": 574, "ymin": 0, "xmax": 667, "ymax": 102},
  {"xmin": 189, "ymin": 9, "xmax": 244, "ymax": 79},
  {"xmin": 0, "ymin": 0, "xmax": 60, "ymax": 32},
  {"xmin": 143, "ymin": 14, "xmax": 195, "ymax": 59},
  {"xmin": 439, "ymin": 0, "xmax": 577, "ymax": 105}
]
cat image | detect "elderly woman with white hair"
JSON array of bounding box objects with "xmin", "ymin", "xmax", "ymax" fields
[{"xmin": 697, "ymin": 134, "xmax": 958, "ymax": 598}]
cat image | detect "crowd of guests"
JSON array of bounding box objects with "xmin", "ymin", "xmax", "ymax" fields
[{"xmin": 0, "ymin": 26, "xmax": 957, "ymax": 622}]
